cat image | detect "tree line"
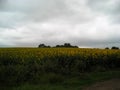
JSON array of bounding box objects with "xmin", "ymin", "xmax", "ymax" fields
[
  {"xmin": 105, "ymin": 46, "xmax": 119, "ymax": 50},
  {"xmin": 38, "ymin": 43, "xmax": 78, "ymax": 48},
  {"xmin": 38, "ymin": 43, "xmax": 119, "ymax": 49}
]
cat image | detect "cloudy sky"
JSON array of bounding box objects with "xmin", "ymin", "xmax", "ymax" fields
[{"xmin": 0, "ymin": 0, "xmax": 120, "ymax": 48}]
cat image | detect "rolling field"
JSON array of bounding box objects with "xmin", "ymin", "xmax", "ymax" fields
[{"xmin": 0, "ymin": 48, "xmax": 120, "ymax": 90}]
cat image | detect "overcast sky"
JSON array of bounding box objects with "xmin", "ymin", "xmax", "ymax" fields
[{"xmin": 0, "ymin": 0, "xmax": 120, "ymax": 48}]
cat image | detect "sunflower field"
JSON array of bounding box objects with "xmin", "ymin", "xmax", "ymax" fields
[{"xmin": 0, "ymin": 48, "xmax": 120, "ymax": 85}]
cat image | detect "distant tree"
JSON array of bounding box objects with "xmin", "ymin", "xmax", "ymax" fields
[
  {"xmin": 73, "ymin": 46, "xmax": 79, "ymax": 48},
  {"xmin": 38, "ymin": 44, "xmax": 45, "ymax": 48},
  {"xmin": 38, "ymin": 44, "xmax": 51, "ymax": 48},
  {"xmin": 47, "ymin": 45, "xmax": 51, "ymax": 48},
  {"xmin": 55, "ymin": 43, "xmax": 78, "ymax": 48},
  {"xmin": 38, "ymin": 43, "xmax": 78, "ymax": 48},
  {"xmin": 105, "ymin": 47, "xmax": 109, "ymax": 49},
  {"xmin": 111, "ymin": 46, "xmax": 119, "ymax": 50},
  {"xmin": 56, "ymin": 45, "xmax": 60, "ymax": 47},
  {"xmin": 64, "ymin": 43, "xmax": 71, "ymax": 47}
]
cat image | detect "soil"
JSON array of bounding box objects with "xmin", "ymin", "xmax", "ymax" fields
[{"xmin": 83, "ymin": 79, "xmax": 120, "ymax": 90}]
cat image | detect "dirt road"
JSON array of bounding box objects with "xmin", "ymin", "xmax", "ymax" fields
[{"xmin": 83, "ymin": 79, "xmax": 120, "ymax": 90}]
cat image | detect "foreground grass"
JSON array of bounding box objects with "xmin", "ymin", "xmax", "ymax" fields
[{"xmin": 3, "ymin": 70, "xmax": 120, "ymax": 90}]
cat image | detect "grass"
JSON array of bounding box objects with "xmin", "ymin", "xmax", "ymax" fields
[{"xmin": 3, "ymin": 70, "xmax": 120, "ymax": 90}]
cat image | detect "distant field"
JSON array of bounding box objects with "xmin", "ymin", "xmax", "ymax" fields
[{"xmin": 0, "ymin": 48, "xmax": 120, "ymax": 89}]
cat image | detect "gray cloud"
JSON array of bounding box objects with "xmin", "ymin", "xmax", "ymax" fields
[
  {"xmin": 0, "ymin": 0, "xmax": 120, "ymax": 48},
  {"xmin": 0, "ymin": 0, "xmax": 7, "ymax": 9},
  {"xmin": 87, "ymin": 0, "xmax": 120, "ymax": 23}
]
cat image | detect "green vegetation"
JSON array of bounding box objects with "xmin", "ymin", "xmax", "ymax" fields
[
  {"xmin": 3, "ymin": 70, "xmax": 120, "ymax": 90},
  {"xmin": 0, "ymin": 48, "xmax": 120, "ymax": 89}
]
